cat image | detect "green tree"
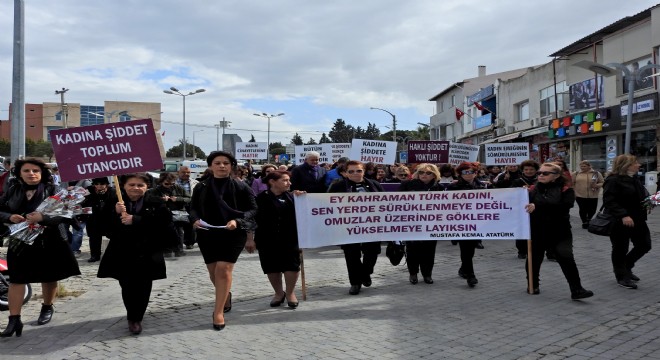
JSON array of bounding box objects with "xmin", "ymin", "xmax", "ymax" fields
[
  {"xmin": 0, "ymin": 139, "xmax": 11, "ymax": 157},
  {"xmin": 269, "ymin": 142, "xmax": 286, "ymax": 157},
  {"xmin": 166, "ymin": 139, "xmax": 206, "ymax": 159},
  {"xmin": 26, "ymin": 139, "xmax": 54, "ymax": 160},
  {"xmin": 305, "ymin": 137, "xmax": 317, "ymax": 145},
  {"xmin": 363, "ymin": 123, "xmax": 381, "ymax": 140},
  {"xmin": 329, "ymin": 118, "xmax": 356, "ymax": 143},
  {"xmin": 319, "ymin": 133, "xmax": 331, "ymax": 143},
  {"xmin": 291, "ymin": 133, "xmax": 304, "ymax": 145},
  {"xmin": 249, "ymin": 134, "xmax": 256, "ymax": 142}
]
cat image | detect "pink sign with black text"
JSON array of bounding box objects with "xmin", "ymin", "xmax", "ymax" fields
[{"xmin": 50, "ymin": 119, "xmax": 162, "ymax": 181}]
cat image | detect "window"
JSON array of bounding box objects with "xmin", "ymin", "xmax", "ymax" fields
[
  {"xmin": 80, "ymin": 105, "xmax": 105, "ymax": 126},
  {"xmin": 451, "ymin": 95, "xmax": 455, "ymax": 107},
  {"xmin": 46, "ymin": 126, "xmax": 63, "ymax": 142},
  {"xmin": 517, "ymin": 101, "xmax": 529, "ymax": 122},
  {"xmin": 119, "ymin": 114, "xmax": 131, "ymax": 122},
  {"xmin": 539, "ymin": 81, "xmax": 566, "ymax": 117},
  {"xmin": 438, "ymin": 100, "xmax": 444, "ymax": 113},
  {"xmin": 55, "ymin": 111, "xmax": 63, "ymax": 121}
]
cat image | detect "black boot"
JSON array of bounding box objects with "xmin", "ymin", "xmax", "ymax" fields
[
  {"xmin": 37, "ymin": 304, "xmax": 54, "ymax": 325},
  {"xmin": 0, "ymin": 315, "xmax": 23, "ymax": 337}
]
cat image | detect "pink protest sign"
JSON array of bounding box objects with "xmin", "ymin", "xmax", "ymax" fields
[
  {"xmin": 50, "ymin": 119, "xmax": 162, "ymax": 181},
  {"xmin": 407, "ymin": 141, "xmax": 450, "ymax": 164}
]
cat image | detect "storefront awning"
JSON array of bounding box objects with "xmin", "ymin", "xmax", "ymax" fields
[
  {"xmin": 521, "ymin": 127, "xmax": 548, "ymax": 138},
  {"xmin": 497, "ymin": 131, "xmax": 522, "ymax": 142},
  {"xmin": 480, "ymin": 137, "xmax": 498, "ymax": 144}
]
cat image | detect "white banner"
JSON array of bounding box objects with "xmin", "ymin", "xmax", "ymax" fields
[
  {"xmin": 448, "ymin": 142, "xmax": 479, "ymax": 166},
  {"xmin": 235, "ymin": 142, "xmax": 268, "ymax": 160},
  {"xmin": 484, "ymin": 143, "xmax": 530, "ymax": 166},
  {"xmin": 295, "ymin": 145, "xmax": 332, "ymax": 165},
  {"xmin": 328, "ymin": 143, "xmax": 351, "ymax": 162},
  {"xmin": 295, "ymin": 188, "xmax": 531, "ymax": 248},
  {"xmin": 348, "ymin": 139, "xmax": 397, "ymax": 164}
]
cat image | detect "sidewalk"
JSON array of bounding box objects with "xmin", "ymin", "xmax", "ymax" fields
[{"xmin": 1, "ymin": 206, "xmax": 660, "ymax": 359}]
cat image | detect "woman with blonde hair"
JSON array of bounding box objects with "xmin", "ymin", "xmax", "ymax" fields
[
  {"xmin": 526, "ymin": 162, "xmax": 593, "ymax": 299},
  {"xmin": 573, "ymin": 160, "xmax": 604, "ymax": 229},
  {"xmin": 603, "ymin": 154, "xmax": 651, "ymax": 289},
  {"xmin": 398, "ymin": 164, "xmax": 443, "ymax": 284}
]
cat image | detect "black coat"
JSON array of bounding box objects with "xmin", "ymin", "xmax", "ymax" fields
[
  {"xmin": 603, "ymin": 174, "xmax": 648, "ymax": 222},
  {"xmin": 398, "ymin": 179, "xmax": 443, "ymax": 192},
  {"xmin": 528, "ymin": 180, "xmax": 575, "ymax": 240},
  {"xmin": 97, "ymin": 194, "xmax": 175, "ymax": 281},
  {"xmin": 145, "ymin": 184, "xmax": 190, "ymax": 211},
  {"xmin": 291, "ymin": 163, "xmax": 328, "ymax": 193},
  {"xmin": 446, "ymin": 178, "xmax": 490, "ymax": 191},
  {"xmin": 0, "ymin": 182, "xmax": 81, "ymax": 283},
  {"xmin": 327, "ymin": 177, "xmax": 384, "ymax": 193},
  {"xmin": 80, "ymin": 185, "xmax": 117, "ymax": 237},
  {"xmin": 189, "ymin": 177, "xmax": 257, "ymax": 231},
  {"xmin": 254, "ymin": 190, "xmax": 299, "ymax": 251}
]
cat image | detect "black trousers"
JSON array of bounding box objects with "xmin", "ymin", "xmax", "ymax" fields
[
  {"xmin": 87, "ymin": 224, "xmax": 103, "ymax": 258},
  {"xmin": 341, "ymin": 242, "xmax": 381, "ymax": 285},
  {"xmin": 576, "ymin": 197, "xmax": 599, "ymax": 224},
  {"xmin": 515, "ymin": 240, "xmax": 527, "ymax": 255},
  {"xmin": 526, "ymin": 234, "xmax": 582, "ymax": 291},
  {"xmin": 182, "ymin": 222, "xmax": 196, "ymax": 246},
  {"xmin": 609, "ymin": 221, "xmax": 651, "ymax": 280},
  {"xmin": 406, "ymin": 240, "xmax": 437, "ymax": 276},
  {"xmin": 458, "ymin": 240, "xmax": 478, "ymax": 276},
  {"xmin": 118, "ymin": 278, "xmax": 153, "ymax": 322}
]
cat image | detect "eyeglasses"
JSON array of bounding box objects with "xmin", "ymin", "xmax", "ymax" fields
[
  {"xmin": 537, "ymin": 171, "xmax": 559, "ymax": 176},
  {"xmin": 419, "ymin": 171, "xmax": 434, "ymax": 176},
  {"xmin": 347, "ymin": 169, "xmax": 364, "ymax": 174},
  {"xmin": 461, "ymin": 170, "xmax": 476, "ymax": 175}
]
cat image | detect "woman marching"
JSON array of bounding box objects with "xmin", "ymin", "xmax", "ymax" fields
[
  {"xmin": 603, "ymin": 154, "xmax": 651, "ymax": 289},
  {"xmin": 526, "ymin": 162, "xmax": 593, "ymax": 299},
  {"xmin": 0, "ymin": 159, "xmax": 81, "ymax": 337},
  {"xmin": 399, "ymin": 163, "xmax": 443, "ymax": 285},
  {"xmin": 247, "ymin": 170, "xmax": 305, "ymax": 308},
  {"xmin": 97, "ymin": 173, "xmax": 177, "ymax": 335},
  {"xmin": 446, "ymin": 162, "xmax": 488, "ymax": 287},
  {"xmin": 190, "ymin": 151, "xmax": 257, "ymax": 330},
  {"xmin": 573, "ymin": 160, "xmax": 604, "ymax": 229}
]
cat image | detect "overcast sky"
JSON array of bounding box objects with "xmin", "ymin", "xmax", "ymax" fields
[{"xmin": 0, "ymin": 0, "xmax": 658, "ymax": 154}]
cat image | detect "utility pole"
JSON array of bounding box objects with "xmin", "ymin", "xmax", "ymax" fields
[
  {"xmin": 215, "ymin": 118, "xmax": 231, "ymax": 151},
  {"xmin": 55, "ymin": 87, "xmax": 69, "ymax": 128},
  {"xmin": 11, "ymin": 0, "xmax": 25, "ymax": 160}
]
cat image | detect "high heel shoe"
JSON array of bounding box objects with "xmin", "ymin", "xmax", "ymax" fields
[
  {"xmin": 286, "ymin": 294, "xmax": 299, "ymax": 309},
  {"xmin": 1, "ymin": 315, "xmax": 23, "ymax": 337},
  {"xmin": 37, "ymin": 304, "xmax": 54, "ymax": 325},
  {"xmin": 212, "ymin": 313, "xmax": 225, "ymax": 331},
  {"xmin": 223, "ymin": 292, "xmax": 232, "ymax": 313},
  {"xmin": 270, "ymin": 292, "xmax": 285, "ymax": 307}
]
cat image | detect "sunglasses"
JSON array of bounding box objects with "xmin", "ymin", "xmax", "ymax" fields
[
  {"xmin": 461, "ymin": 170, "xmax": 476, "ymax": 175},
  {"xmin": 537, "ymin": 171, "xmax": 559, "ymax": 176},
  {"xmin": 419, "ymin": 171, "xmax": 435, "ymax": 176},
  {"xmin": 347, "ymin": 169, "xmax": 364, "ymax": 174}
]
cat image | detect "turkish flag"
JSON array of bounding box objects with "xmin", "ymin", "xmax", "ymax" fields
[
  {"xmin": 473, "ymin": 102, "xmax": 485, "ymax": 111},
  {"xmin": 455, "ymin": 108, "xmax": 465, "ymax": 121}
]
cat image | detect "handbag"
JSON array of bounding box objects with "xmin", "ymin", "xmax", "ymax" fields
[
  {"xmin": 385, "ymin": 241, "xmax": 406, "ymax": 266},
  {"xmin": 587, "ymin": 207, "xmax": 614, "ymax": 236},
  {"xmin": 171, "ymin": 210, "xmax": 190, "ymax": 223}
]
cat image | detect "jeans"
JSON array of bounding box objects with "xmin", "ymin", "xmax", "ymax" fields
[{"xmin": 69, "ymin": 222, "xmax": 86, "ymax": 252}]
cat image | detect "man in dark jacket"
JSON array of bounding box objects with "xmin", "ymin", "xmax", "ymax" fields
[
  {"xmin": 291, "ymin": 151, "xmax": 327, "ymax": 193},
  {"xmin": 328, "ymin": 160, "xmax": 384, "ymax": 295}
]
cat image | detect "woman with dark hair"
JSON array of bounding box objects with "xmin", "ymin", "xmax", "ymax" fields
[
  {"xmin": 363, "ymin": 162, "xmax": 377, "ymax": 180},
  {"xmin": 374, "ymin": 165, "xmax": 387, "ymax": 183},
  {"xmin": 190, "ymin": 151, "xmax": 257, "ymax": 330},
  {"xmin": 446, "ymin": 162, "xmax": 488, "ymax": 287},
  {"xmin": 97, "ymin": 173, "xmax": 177, "ymax": 335},
  {"xmin": 399, "ymin": 163, "xmax": 443, "ymax": 284},
  {"xmin": 603, "ymin": 154, "xmax": 651, "ymax": 290},
  {"xmin": 146, "ymin": 172, "xmax": 191, "ymax": 257},
  {"xmin": 553, "ymin": 159, "xmax": 573, "ymax": 188},
  {"xmin": 438, "ymin": 164, "xmax": 456, "ymax": 190},
  {"xmin": 0, "ymin": 158, "xmax": 81, "ymax": 337},
  {"xmin": 328, "ymin": 160, "xmax": 384, "ymax": 295},
  {"xmin": 250, "ymin": 164, "xmax": 277, "ymax": 195},
  {"xmin": 526, "ymin": 162, "xmax": 593, "ymax": 300},
  {"xmin": 573, "ymin": 160, "xmax": 604, "ymax": 229},
  {"xmin": 247, "ymin": 170, "xmax": 304, "ymax": 308}
]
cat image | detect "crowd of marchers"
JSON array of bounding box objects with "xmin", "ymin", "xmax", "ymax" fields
[{"xmin": 0, "ymin": 150, "xmax": 651, "ymax": 337}]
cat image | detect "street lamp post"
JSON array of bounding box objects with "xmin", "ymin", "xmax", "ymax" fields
[
  {"xmin": 573, "ymin": 60, "xmax": 660, "ymax": 154},
  {"xmin": 253, "ymin": 112, "xmax": 285, "ymax": 161},
  {"xmin": 370, "ymin": 107, "xmax": 396, "ymax": 142},
  {"xmin": 163, "ymin": 87, "xmax": 206, "ymax": 161},
  {"xmin": 192, "ymin": 130, "xmax": 204, "ymax": 159}
]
